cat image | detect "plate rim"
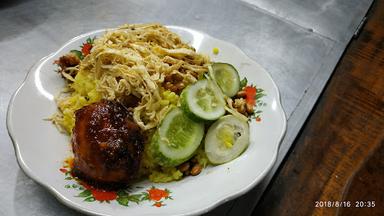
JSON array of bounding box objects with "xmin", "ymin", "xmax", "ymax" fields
[{"xmin": 7, "ymin": 26, "xmax": 287, "ymax": 216}]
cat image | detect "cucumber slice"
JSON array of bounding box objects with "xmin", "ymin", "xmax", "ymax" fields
[
  {"xmin": 210, "ymin": 63, "xmax": 240, "ymax": 97},
  {"xmin": 180, "ymin": 79, "xmax": 225, "ymax": 121},
  {"xmin": 205, "ymin": 115, "xmax": 249, "ymax": 164},
  {"xmin": 151, "ymin": 107, "xmax": 204, "ymax": 167}
]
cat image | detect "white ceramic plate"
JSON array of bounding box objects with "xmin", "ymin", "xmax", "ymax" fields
[{"xmin": 7, "ymin": 26, "xmax": 286, "ymax": 216}]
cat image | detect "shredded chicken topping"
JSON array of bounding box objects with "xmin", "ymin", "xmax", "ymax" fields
[{"xmin": 54, "ymin": 23, "xmax": 210, "ymax": 131}]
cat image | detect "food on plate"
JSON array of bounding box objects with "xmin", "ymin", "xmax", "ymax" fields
[{"xmin": 51, "ymin": 23, "xmax": 265, "ymax": 188}]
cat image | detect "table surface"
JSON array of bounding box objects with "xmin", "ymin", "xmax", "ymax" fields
[
  {"xmin": 255, "ymin": 1, "xmax": 384, "ymax": 215},
  {"xmin": 0, "ymin": 0, "xmax": 373, "ymax": 215}
]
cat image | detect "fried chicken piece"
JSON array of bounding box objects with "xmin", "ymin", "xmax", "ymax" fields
[
  {"xmin": 71, "ymin": 100, "xmax": 144, "ymax": 188},
  {"xmin": 54, "ymin": 53, "xmax": 80, "ymax": 80}
]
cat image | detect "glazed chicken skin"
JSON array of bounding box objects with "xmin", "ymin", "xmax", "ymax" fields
[{"xmin": 72, "ymin": 100, "xmax": 144, "ymax": 188}]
